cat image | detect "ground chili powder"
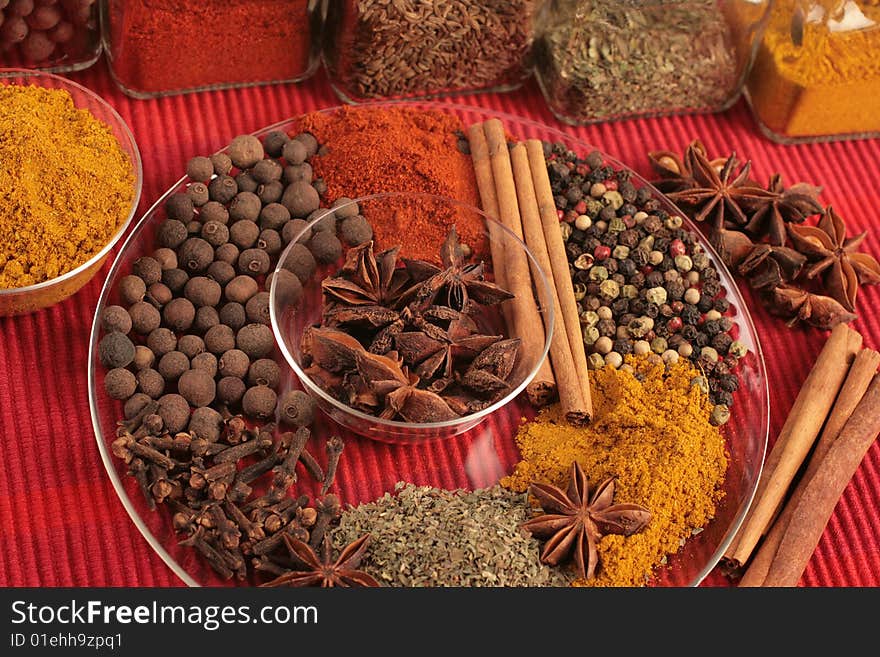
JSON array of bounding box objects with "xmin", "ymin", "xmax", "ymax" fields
[
  {"xmin": 297, "ymin": 106, "xmax": 485, "ymax": 263},
  {"xmin": 106, "ymin": 0, "xmax": 315, "ymax": 95}
]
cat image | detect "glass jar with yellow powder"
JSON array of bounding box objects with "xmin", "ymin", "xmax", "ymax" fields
[{"xmin": 743, "ymin": 0, "xmax": 880, "ymax": 142}]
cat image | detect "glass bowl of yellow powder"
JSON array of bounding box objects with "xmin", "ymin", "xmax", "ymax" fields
[{"xmin": 0, "ymin": 69, "xmax": 142, "ymax": 316}]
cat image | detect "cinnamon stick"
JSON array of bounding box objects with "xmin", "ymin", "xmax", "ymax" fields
[
  {"xmin": 723, "ymin": 323, "xmax": 861, "ymax": 570},
  {"xmin": 762, "ymin": 372, "xmax": 880, "ymax": 586},
  {"xmin": 510, "ymin": 142, "xmax": 589, "ymax": 425},
  {"xmin": 739, "ymin": 347, "xmax": 880, "ymax": 586},
  {"xmin": 481, "ymin": 119, "xmax": 556, "ymax": 407},
  {"xmin": 525, "ymin": 139, "xmax": 593, "ymax": 420},
  {"xmin": 467, "ymin": 122, "xmax": 512, "ymax": 332}
]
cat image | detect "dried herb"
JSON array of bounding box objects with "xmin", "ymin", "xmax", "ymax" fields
[
  {"xmin": 331, "ymin": 483, "xmax": 574, "ymax": 587},
  {"xmin": 521, "ymin": 461, "xmax": 651, "ymax": 580}
]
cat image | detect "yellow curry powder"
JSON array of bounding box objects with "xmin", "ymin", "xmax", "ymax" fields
[
  {"xmin": 502, "ymin": 356, "xmax": 728, "ymax": 587},
  {"xmin": 0, "ymin": 84, "xmax": 135, "ymax": 289},
  {"xmin": 743, "ymin": 0, "xmax": 880, "ymax": 138}
]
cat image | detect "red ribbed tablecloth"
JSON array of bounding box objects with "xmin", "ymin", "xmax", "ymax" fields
[{"xmin": 2, "ymin": 59, "xmax": 879, "ymax": 587}]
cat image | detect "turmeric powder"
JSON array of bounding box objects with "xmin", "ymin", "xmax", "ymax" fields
[
  {"xmin": 502, "ymin": 356, "xmax": 728, "ymax": 587},
  {"xmin": 0, "ymin": 84, "xmax": 135, "ymax": 289}
]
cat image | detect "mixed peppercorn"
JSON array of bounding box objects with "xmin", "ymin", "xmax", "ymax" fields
[{"xmin": 545, "ymin": 142, "xmax": 745, "ymax": 423}]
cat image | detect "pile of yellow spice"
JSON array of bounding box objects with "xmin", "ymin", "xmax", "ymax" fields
[
  {"xmin": 502, "ymin": 355, "xmax": 729, "ymax": 587},
  {"xmin": 0, "ymin": 84, "xmax": 135, "ymax": 289}
]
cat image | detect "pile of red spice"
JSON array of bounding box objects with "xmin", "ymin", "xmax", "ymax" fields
[
  {"xmin": 106, "ymin": 0, "xmax": 314, "ymax": 95},
  {"xmin": 297, "ymin": 106, "xmax": 485, "ymax": 263}
]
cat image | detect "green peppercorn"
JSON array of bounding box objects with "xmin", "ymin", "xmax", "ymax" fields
[
  {"xmin": 710, "ymin": 404, "xmax": 730, "ymax": 426},
  {"xmin": 587, "ymin": 353, "xmax": 605, "ymax": 370}
]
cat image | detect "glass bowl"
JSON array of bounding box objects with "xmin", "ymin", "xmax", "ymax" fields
[
  {"xmin": 0, "ymin": 69, "xmax": 142, "ymax": 316},
  {"xmin": 270, "ymin": 192, "xmax": 555, "ymax": 444},
  {"xmin": 89, "ymin": 101, "xmax": 768, "ymax": 588}
]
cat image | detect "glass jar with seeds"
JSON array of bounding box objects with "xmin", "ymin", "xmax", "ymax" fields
[
  {"xmin": 322, "ymin": 0, "xmax": 541, "ymax": 102},
  {"xmin": 532, "ymin": 0, "xmax": 772, "ymax": 125}
]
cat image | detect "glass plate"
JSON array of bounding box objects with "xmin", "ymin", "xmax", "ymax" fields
[{"xmin": 88, "ymin": 101, "xmax": 769, "ymax": 587}]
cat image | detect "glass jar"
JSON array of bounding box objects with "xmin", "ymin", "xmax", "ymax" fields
[
  {"xmin": 323, "ymin": 0, "xmax": 541, "ymax": 103},
  {"xmin": 745, "ymin": 1, "xmax": 880, "ymax": 143},
  {"xmin": 101, "ymin": 0, "xmax": 321, "ymax": 98},
  {"xmin": 533, "ymin": 0, "xmax": 772, "ymax": 125},
  {"xmin": 0, "ymin": 0, "xmax": 102, "ymax": 72}
]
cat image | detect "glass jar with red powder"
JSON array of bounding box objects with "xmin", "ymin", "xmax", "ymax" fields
[
  {"xmin": 0, "ymin": 0, "xmax": 102, "ymax": 73},
  {"xmin": 100, "ymin": 0, "xmax": 321, "ymax": 98}
]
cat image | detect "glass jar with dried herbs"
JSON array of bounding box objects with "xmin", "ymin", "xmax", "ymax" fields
[
  {"xmin": 742, "ymin": 0, "xmax": 880, "ymax": 143},
  {"xmin": 322, "ymin": 0, "xmax": 541, "ymax": 102},
  {"xmin": 533, "ymin": 0, "xmax": 772, "ymax": 125}
]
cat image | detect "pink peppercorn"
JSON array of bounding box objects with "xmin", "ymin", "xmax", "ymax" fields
[
  {"xmin": 594, "ymin": 245, "xmax": 611, "ymax": 260},
  {"xmin": 669, "ymin": 239, "xmax": 687, "ymax": 257}
]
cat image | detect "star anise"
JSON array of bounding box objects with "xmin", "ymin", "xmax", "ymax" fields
[
  {"xmin": 787, "ymin": 206, "xmax": 880, "ymax": 312},
  {"xmin": 742, "ymin": 174, "xmax": 823, "ymax": 246},
  {"xmin": 322, "ymin": 240, "xmax": 412, "ymax": 308},
  {"xmin": 765, "ymin": 285, "xmax": 856, "ymax": 330},
  {"xmin": 648, "ymin": 140, "xmax": 737, "ymax": 194},
  {"xmin": 261, "ymin": 533, "xmax": 379, "ymax": 588},
  {"xmin": 668, "ymin": 143, "xmax": 777, "ymax": 233},
  {"xmin": 521, "ymin": 461, "xmax": 651, "ymax": 580},
  {"xmin": 738, "ymin": 243, "xmax": 807, "ymax": 290}
]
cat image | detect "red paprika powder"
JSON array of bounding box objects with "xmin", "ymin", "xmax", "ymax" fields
[
  {"xmin": 105, "ymin": 0, "xmax": 317, "ymax": 96},
  {"xmin": 297, "ymin": 106, "xmax": 486, "ymax": 263}
]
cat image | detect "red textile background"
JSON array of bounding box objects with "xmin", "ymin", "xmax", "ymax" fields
[{"xmin": 1, "ymin": 60, "xmax": 879, "ymax": 587}]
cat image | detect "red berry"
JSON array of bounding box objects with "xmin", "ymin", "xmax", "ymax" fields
[
  {"xmin": 574, "ymin": 200, "xmax": 587, "ymax": 215},
  {"xmin": 667, "ymin": 317, "xmax": 683, "ymax": 332},
  {"xmin": 641, "ymin": 265, "xmax": 654, "ymax": 275},
  {"xmin": 604, "ymin": 179, "xmax": 618, "ymax": 191},
  {"xmin": 594, "ymin": 245, "xmax": 611, "ymax": 260},
  {"xmin": 669, "ymin": 239, "xmax": 687, "ymax": 257}
]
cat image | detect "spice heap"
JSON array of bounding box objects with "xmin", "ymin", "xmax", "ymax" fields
[
  {"xmin": 742, "ymin": 0, "xmax": 880, "ymax": 140},
  {"xmin": 503, "ymin": 356, "xmax": 729, "ymax": 586},
  {"xmin": 331, "ymin": 482, "xmax": 573, "ymax": 587},
  {"xmin": 297, "ymin": 106, "xmax": 482, "ymax": 263},
  {"xmin": 0, "ymin": 0, "xmax": 98, "ymax": 66},
  {"xmin": 723, "ymin": 324, "xmax": 880, "ymax": 587},
  {"xmin": 648, "ymin": 139, "xmax": 880, "ymax": 329},
  {"xmin": 301, "ymin": 227, "xmax": 520, "ymax": 423},
  {"xmin": 326, "ymin": 0, "xmax": 537, "ymax": 100},
  {"xmin": 534, "ymin": 0, "xmax": 739, "ymax": 124},
  {"xmin": 105, "ymin": 0, "xmax": 315, "ymax": 95},
  {"xmin": 101, "ymin": 128, "xmax": 365, "ymax": 582},
  {"xmin": 0, "ymin": 83, "xmax": 135, "ymax": 289},
  {"xmin": 545, "ymin": 142, "xmax": 745, "ymax": 420}
]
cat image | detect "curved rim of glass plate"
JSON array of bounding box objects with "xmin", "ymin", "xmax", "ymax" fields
[
  {"xmin": 0, "ymin": 67, "xmax": 143, "ymax": 299},
  {"xmin": 88, "ymin": 99, "xmax": 769, "ymax": 588},
  {"xmin": 270, "ymin": 190, "xmax": 554, "ymax": 435}
]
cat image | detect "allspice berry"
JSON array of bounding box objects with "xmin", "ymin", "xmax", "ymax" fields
[
  {"xmin": 247, "ymin": 358, "xmax": 281, "ymax": 389},
  {"xmin": 186, "ymin": 155, "xmax": 215, "ymax": 183},
  {"xmin": 188, "ymin": 406, "xmax": 223, "ymax": 442},
  {"xmin": 136, "ymin": 368, "xmax": 165, "ymax": 399},
  {"xmin": 229, "ymin": 191, "xmax": 262, "ymax": 223},
  {"xmin": 187, "ymin": 182, "xmax": 209, "ymax": 207},
  {"xmin": 219, "ymin": 302, "xmax": 247, "ymax": 331},
  {"xmin": 205, "ymin": 324, "xmax": 236, "ymax": 354},
  {"xmin": 177, "ymin": 334, "xmax": 206, "ymax": 359},
  {"xmin": 238, "ymin": 248, "xmax": 270, "ymax": 275},
  {"xmin": 124, "ymin": 393, "xmax": 152, "ymax": 420},
  {"xmin": 331, "ymin": 197, "xmax": 359, "ymax": 219},
  {"xmin": 206, "ymin": 260, "xmax": 236, "ymax": 286},
  {"xmin": 208, "ymin": 175, "xmax": 238, "ymax": 205},
  {"xmin": 184, "ymin": 276, "xmax": 222, "ymax": 307},
  {"xmin": 257, "ymin": 180, "xmax": 284, "ymax": 205},
  {"xmin": 260, "ymin": 203, "xmax": 291, "ymax": 232},
  {"xmin": 225, "ymin": 275, "xmax": 259, "ymax": 304},
  {"xmin": 266, "ymin": 269, "xmax": 302, "ymax": 307},
  {"xmin": 282, "ymin": 138, "xmax": 307, "ymax": 165},
  {"xmin": 193, "ymin": 306, "xmax": 220, "ymax": 334},
  {"xmin": 217, "ymin": 376, "xmax": 246, "ymax": 405},
  {"xmin": 252, "ymin": 158, "xmax": 282, "ymax": 184},
  {"xmin": 228, "ymin": 134, "xmax": 264, "ymax": 169},
  {"xmin": 236, "ymin": 323, "xmax": 275, "ymax": 359},
  {"xmin": 211, "ymin": 152, "xmax": 233, "ymax": 176},
  {"xmin": 340, "ymin": 215, "xmax": 373, "ymax": 246},
  {"xmin": 242, "ymin": 385, "xmax": 277, "ymax": 419},
  {"xmin": 201, "ymin": 220, "xmax": 230, "ymax": 247},
  {"xmin": 190, "ymin": 352, "xmax": 218, "ymax": 378},
  {"xmin": 214, "ymin": 242, "xmax": 240, "ymax": 265},
  {"xmin": 283, "ymin": 163, "xmax": 313, "ymax": 185},
  {"xmin": 282, "ymin": 243, "xmax": 317, "ymax": 283},
  {"xmin": 177, "ymin": 237, "xmax": 214, "ymax": 273},
  {"xmin": 200, "ymin": 201, "xmax": 229, "ymax": 225},
  {"xmin": 105, "ymin": 368, "xmax": 138, "ymax": 401},
  {"xmin": 245, "ymin": 291, "xmax": 270, "ymax": 325},
  {"xmin": 309, "ymin": 231, "xmax": 343, "ymax": 264},
  {"xmin": 293, "ymin": 132, "xmax": 319, "ymax": 158},
  {"xmin": 278, "ymin": 390, "xmax": 315, "ymax": 427},
  {"xmin": 133, "ymin": 256, "xmax": 162, "ymax": 286},
  {"xmin": 235, "ymin": 171, "xmax": 258, "ymax": 194},
  {"xmin": 99, "ymin": 332, "xmax": 136, "ymax": 369},
  {"xmin": 152, "ymin": 247, "xmax": 178, "ymax": 271},
  {"xmin": 146, "ymin": 327, "xmax": 177, "ymax": 357},
  {"xmin": 119, "ymin": 275, "xmax": 147, "ymax": 305},
  {"xmin": 128, "ymin": 301, "xmax": 161, "ymax": 335},
  {"xmin": 132, "ymin": 345, "xmax": 156, "ymax": 371},
  {"xmin": 219, "ymin": 348, "xmax": 250, "ymax": 379},
  {"xmin": 162, "ymin": 268, "xmax": 189, "ymax": 294},
  {"xmin": 163, "ymin": 297, "xmax": 196, "ymax": 332},
  {"xmin": 230, "ymin": 220, "xmax": 260, "ymax": 249},
  {"xmin": 157, "ymin": 350, "xmax": 190, "ymax": 381},
  {"xmin": 308, "ymin": 208, "xmax": 335, "ymax": 233},
  {"xmin": 263, "ymin": 130, "xmax": 290, "ymax": 158},
  {"xmin": 158, "ymin": 394, "xmax": 190, "ymax": 434},
  {"xmin": 165, "ymin": 193, "xmax": 195, "ymax": 222},
  {"xmin": 157, "ymin": 219, "xmax": 188, "ymax": 249},
  {"xmin": 178, "ymin": 369, "xmax": 216, "ymax": 408},
  {"xmin": 101, "ymin": 305, "xmax": 132, "ymax": 334},
  {"xmin": 281, "ymin": 181, "xmax": 320, "ymax": 218},
  {"xmin": 146, "ymin": 282, "xmax": 172, "ymax": 307},
  {"xmin": 257, "ymin": 228, "xmax": 282, "ymax": 256}
]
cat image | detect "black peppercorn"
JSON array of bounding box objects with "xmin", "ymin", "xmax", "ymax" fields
[
  {"xmin": 157, "ymin": 350, "xmax": 190, "ymax": 381},
  {"xmin": 105, "ymin": 368, "xmax": 137, "ymax": 401},
  {"xmin": 163, "ymin": 297, "xmax": 196, "ymax": 332},
  {"xmin": 242, "ymin": 385, "xmax": 277, "ymax": 419},
  {"xmin": 247, "ymin": 359, "xmax": 281, "ymax": 389},
  {"xmin": 613, "ymin": 339, "xmax": 633, "ymax": 356},
  {"xmin": 596, "ymin": 318, "xmax": 616, "ymax": 337},
  {"xmin": 208, "ymin": 175, "xmax": 238, "ymax": 204},
  {"xmin": 712, "ymin": 390, "xmax": 734, "ymax": 407},
  {"xmin": 128, "ymin": 301, "xmax": 161, "ymax": 335},
  {"xmin": 681, "ymin": 305, "xmax": 701, "ymax": 325},
  {"xmin": 200, "ymin": 201, "xmax": 229, "ymax": 225},
  {"xmin": 99, "ymin": 332, "xmax": 136, "ymax": 369},
  {"xmin": 146, "ymin": 327, "xmax": 177, "ymax": 357},
  {"xmin": 217, "ymin": 376, "xmax": 246, "ymax": 405},
  {"xmin": 158, "ymin": 393, "xmax": 190, "ymax": 433},
  {"xmin": 219, "ymin": 302, "xmax": 247, "ymax": 331},
  {"xmin": 694, "ymin": 333, "xmax": 710, "ymax": 348},
  {"xmin": 713, "ymin": 297, "xmax": 730, "ymax": 313},
  {"xmin": 177, "ymin": 237, "xmax": 214, "ymax": 273},
  {"xmin": 703, "ymin": 319, "xmax": 722, "ymax": 337},
  {"xmin": 219, "ymin": 348, "xmax": 250, "ymax": 379},
  {"xmin": 585, "ymin": 151, "xmax": 603, "ymax": 170},
  {"xmin": 697, "ymin": 294, "xmax": 715, "ymax": 313},
  {"xmin": 236, "ymin": 323, "xmax": 274, "ymax": 359},
  {"xmin": 702, "ymin": 279, "xmax": 722, "ymax": 298},
  {"xmin": 712, "ymin": 333, "xmax": 734, "ymax": 354},
  {"xmin": 598, "ymin": 205, "xmax": 616, "ymax": 222}
]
